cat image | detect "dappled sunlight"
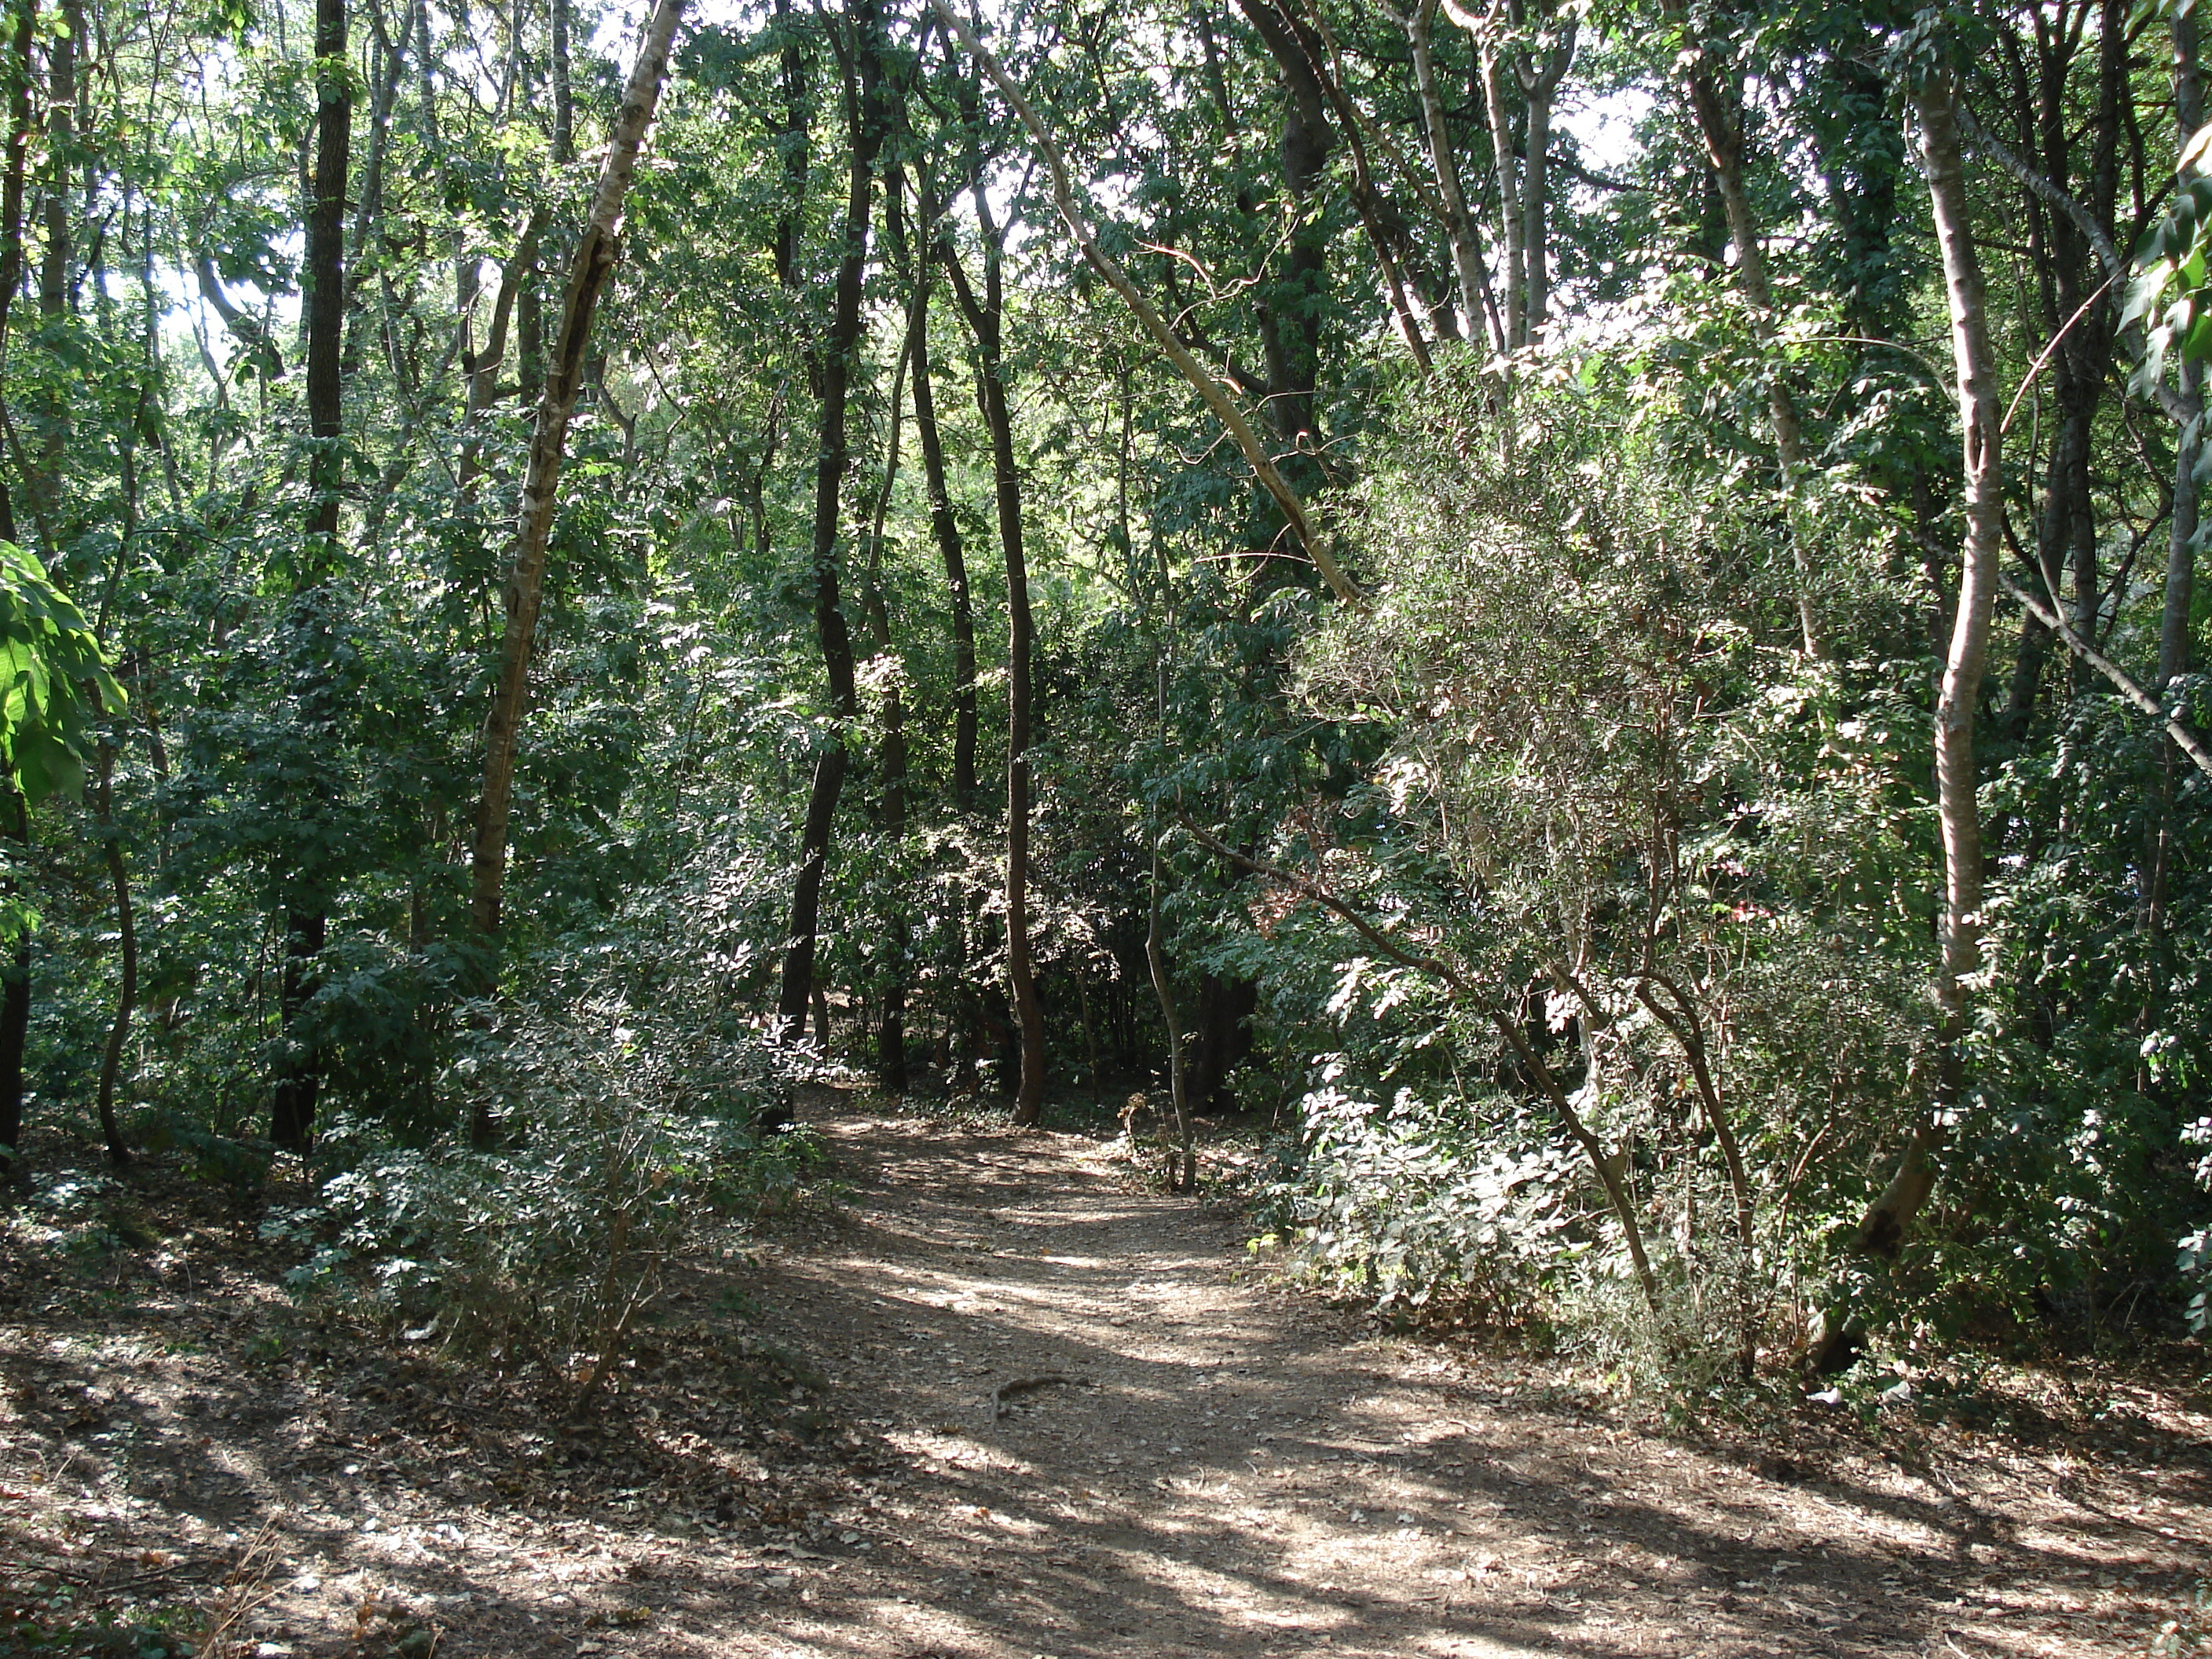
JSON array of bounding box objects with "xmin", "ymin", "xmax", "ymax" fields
[{"xmin": 3, "ymin": 1099, "xmax": 2200, "ymax": 1657}]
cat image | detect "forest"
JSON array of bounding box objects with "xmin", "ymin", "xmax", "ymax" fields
[{"xmin": 1, "ymin": 0, "xmax": 2210, "ymax": 1650}]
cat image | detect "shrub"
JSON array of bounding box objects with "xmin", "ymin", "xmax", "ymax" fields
[
  {"xmin": 1258, "ymin": 1076, "xmax": 1574, "ymax": 1331},
  {"xmin": 270, "ymin": 988, "xmax": 820, "ymax": 1408}
]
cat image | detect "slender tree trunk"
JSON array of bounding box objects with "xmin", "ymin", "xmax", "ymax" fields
[
  {"xmin": 93, "ymin": 742, "xmax": 134, "ymax": 1166},
  {"xmin": 2149, "ymin": 11, "xmax": 2204, "ymax": 933},
  {"xmin": 1515, "ymin": 20, "xmax": 1573, "ymax": 342},
  {"xmin": 1145, "ymin": 840, "xmax": 1194, "ymax": 1190},
  {"xmin": 342, "ymin": 0, "xmax": 403, "ymax": 379},
  {"xmin": 456, "ymin": 214, "xmax": 541, "ymax": 497},
  {"xmin": 1672, "ymin": 21, "xmax": 1820, "ymax": 658},
  {"xmin": 864, "ymin": 339, "xmax": 910, "ymax": 1095},
  {"xmin": 943, "ymin": 179, "xmax": 1046, "ymax": 1126},
  {"xmin": 1812, "ymin": 62, "xmax": 2001, "ymax": 1372},
  {"xmin": 1074, "ymin": 965, "xmax": 1104, "ymax": 1103},
  {"xmin": 901, "ymin": 186, "xmax": 977, "ymax": 811},
  {"xmin": 467, "ymin": 0, "xmax": 685, "ymax": 1011},
  {"xmin": 774, "ymin": 0, "xmax": 881, "ymax": 1038},
  {"xmin": 551, "ymin": 0, "xmax": 573, "ymax": 163},
  {"xmin": 0, "ymin": 0, "xmax": 38, "ymax": 549},
  {"xmin": 1479, "ymin": 20, "xmax": 1525, "ymax": 350},
  {"xmin": 25, "ymin": 0, "xmax": 76, "ymax": 526},
  {"xmin": 926, "ymin": 0, "xmax": 1361, "ymax": 608},
  {"xmin": 1402, "ymin": 0, "xmax": 1494, "ymax": 352},
  {"xmin": 270, "ymin": 0, "xmax": 354, "ymax": 1155},
  {"xmin": 0, "ymin": 786, "xmax": 26, "ymax": 1181},
  {"xmin": 890, "ymin": 167, "xmax": 982, "ymax": 1082}
]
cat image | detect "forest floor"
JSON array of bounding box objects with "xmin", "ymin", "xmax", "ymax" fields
[{"xmin": 4, "ymin": 1088, "xmax": 2210, "ymax": 1658}]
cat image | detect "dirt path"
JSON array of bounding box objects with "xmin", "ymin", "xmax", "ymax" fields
[
  {"xmin": 720, "ymin": 1105, "xmax": 2210, "ymax": 1659},
  {"xmin": 4, "ymin": 1101, "xmax": 2209, "ymax": 1658}
]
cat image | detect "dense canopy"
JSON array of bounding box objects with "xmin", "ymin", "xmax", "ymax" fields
[{"xmin": 1, "ymin": 0, "xmax": 2209, "ymax": 1377}]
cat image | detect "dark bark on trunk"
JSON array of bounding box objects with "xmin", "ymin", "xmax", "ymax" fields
[
  {"xmin": 893, "ymin": 175, "xmax": 978, "ymax": 814},
  {"xmin": 0, "ymin": 788, "xmax": 26, "ymax": 1181},
  {"xmin": 942, "ymin": 176, "xmax": 1046, "ymax": 1126},
  {"xmin": 2148, "ymin": 10, "xmax": 2204, "ymax": 936},
  {"xmin": 865, "ymin": 334, "xmax": 909, "ymax": 1095},
  {"xmin": 1145, "ymin": 841, "xmax": 1194, "ymax": 1190},
  {"xmin": 272, "ymin": 0, "xmax": 353, "ymax": 1156},
  {"xmin": 0, "ymin": 0, "xmax": 38, "ymax": 548},
  {"xmin": 1229, "ymin": 0, "xmax": 1335, "ymax": 438},
  {"xmin": 551, "ymin": 0, "xmax": 573, "ymax": 163},
  {"xmin": 93, "ymin": 742, "xmax": 134, "ymax": 1166},
  {"xmin": 775, "ymin": 0, "xmax": 881, "ymax": 1038},
  {"xmin": 25, "ymin": 0, "xmax": 76, "ymax": 526},
  {"xmin": 1182, "ymin": 972, "xmax": 1258, "ymax": 1115},
  {"xmin": 342, "ymin": 0, "xmax": 404, "ymax": 379}
]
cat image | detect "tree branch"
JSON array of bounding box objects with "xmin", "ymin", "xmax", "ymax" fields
[{"xmin": 1998, "ymin": 566, "xmax": 2212, "ymax": 776}]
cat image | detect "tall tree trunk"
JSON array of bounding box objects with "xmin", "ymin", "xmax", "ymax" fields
[
  {"xmin": 2148, "ymin": 10, "xmax": 2204, "ymax": 935},
  {"xmin": 1813, "ymin": 61, "xmax": 2001, "ymax": 1372},
  {"xmin": 93, "ymin": 741, "xmax": 134, "ymax": 1166},
  {"xmin": 1515, "ymin": 17, "xmax": 1573, "ymax": 342},
  {"xmin": 551, "ymin": 0, "xmax": 573, "ymax": 163},
  {"xmin": 467, "ymin": 0, "xmax": 685, "ymax": 1029},
  {"xmin": 1401, "ymin": 0, "xmax": 1492, "ymax": 350},
  {"xmin": 342, "ymin": 0, "xmax": 404, "ymax": 379},
  {"xmin": 1231, "ymin": 0, "xmax": 1335, "ymax": 435},
  {"xmin": 928, "ymin": 0, "xmax": 1359, "ymax": 608},
  {"xmin": 0, "ymin": 0, "xmax": 36, "ymax": 550},
  {"xmin": 864, "ymin": 337, "xmax": 910, "ymax": 1095},
  {"xmin": 0, "ymin": 0, "xmax": 42, "ymax": 1181},
  {"xmin": 943, "ymin": 176, "xmax": 1046, "ymax": 1126},
  {"xmin": 773, "ymin": 0, "xmax": 881, "ymax": 1039},
  {"xmin": 25, "ymin": 0, "xmax": 76, "ymax": 527},
  {"xmin": 270, "ymin": 0, "xmax": 355, "ymax": 1155},
  {"xmin": 1671, "ymin": 15, "xmax": 1820, "ymax": 658},
  {"xmin": 1145, "ymin": 839, "xmax": 1194, "ymax": 1191},
  {"xmin": 1478, "ymin": 13, "xmax": 1525, "ymax": 350},
  {"xmin": 895, "ymin": 178, "xmax": 977, "ymax": 811},
  {"xmin": 0, "ymin": 786, "xmax": 26, "ymax": 1181},
  {"xmin": 888, "ymin": 165, "xmax": 981, "ymax": 1082}
]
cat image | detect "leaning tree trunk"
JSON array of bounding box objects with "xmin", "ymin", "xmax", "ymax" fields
[
  {"xmin": 1812, "ymin": 60, "xmax": 2001, "ymax": 1373},
  {"xmin": 467, "ymin": 0, "xmax": 686, "ymax": 1023},
  {"xmin": 270, "ymin": 0, "xmax": 353, "ymax": 1155}
]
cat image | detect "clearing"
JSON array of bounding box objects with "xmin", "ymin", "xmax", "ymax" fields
[{"xmin": 3, "ymin": 1095, "xmax": 2209, "ymax": 1657}]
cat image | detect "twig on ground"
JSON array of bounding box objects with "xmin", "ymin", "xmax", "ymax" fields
[{"xmin": 991, "ymin": 1373, "xmax": 1091, "ymax": 1419}]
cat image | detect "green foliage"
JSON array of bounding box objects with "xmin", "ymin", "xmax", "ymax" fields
[
  {"xmin": 0, "ymin": 540, "xmax": 121, "ymax": 808},
  {"xmin": 271, "ymin": 986, "xmax": 819, "ymax": 1366},
  {"xmin": 1259, "ymin": 1077, "xmax": 1574, "ymax": 1331}
]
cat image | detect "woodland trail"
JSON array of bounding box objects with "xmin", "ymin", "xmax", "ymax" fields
[
  {"xmin": 722, "ymin": 1100, "xmax": 2209, "ymax": 1659},
  {"xmin": 3, "ymin": 1097, "xmax": 2208, "ymax": 1659}
]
